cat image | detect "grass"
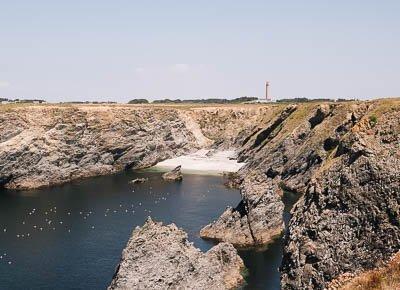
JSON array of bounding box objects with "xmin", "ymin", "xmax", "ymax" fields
[{"xmin": 339, "ymin": 252, "xmax": 400, "ymax": 290}]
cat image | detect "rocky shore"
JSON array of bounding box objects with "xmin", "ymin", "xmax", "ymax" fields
[
  {"xmin": 109, "ymin": 218, "xmax": 245, "ymax": 290},
  {"xmin": 199, "ymin": 99, "xmax": 399, "ymax": 287},
  {"xmin": 1, "ymin": 100, "xmax": 399, "ymax": 289},
  {"xmin": 0, "ymin": 105, "xmax": 261, "ymax": 189}
]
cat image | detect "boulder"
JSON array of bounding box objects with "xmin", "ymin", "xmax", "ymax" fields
[
  {"xmin": 129, "ymin": 177, "xmax": 148, "ymax": 184},
  {"xmin": 109, "ymin": 218, "xmax": 245, "ymax": 290},
  {"xmin": 162, "ymin": 165, "xmax": 183, "ymax": 181}
]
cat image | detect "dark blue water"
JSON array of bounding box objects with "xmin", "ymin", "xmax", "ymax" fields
[{"xmin": 0, "ymin": 170, "xmax": 293, "ymax": 289}]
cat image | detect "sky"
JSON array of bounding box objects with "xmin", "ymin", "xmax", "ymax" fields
[{"xmin": 0, "ymin": 1, "xmax": 399, "ymax": 102}]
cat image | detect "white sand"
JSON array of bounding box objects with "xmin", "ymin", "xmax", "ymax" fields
[{"xmin": 152, "ymin": 149, "xmax": 245, "ymax": 175}]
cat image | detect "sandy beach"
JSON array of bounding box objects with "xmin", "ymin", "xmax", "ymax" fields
[{"xmin": 152, "ymin": 149, "xmax": 245, "ymax": 175}]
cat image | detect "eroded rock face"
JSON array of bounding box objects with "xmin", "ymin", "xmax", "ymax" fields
[
  {"xmin": 109, "ymin": 218, "xmax": 245, "ymax": 290},
  {"xmin": 2, "ymin": 101, "xmax": 399, "ymax": 289},
  {"xmin": 200, "ymin": 174, "xmax": 284, "ymax": 248},
  {"xmin": 201, "ymin": 103, "xmax": 364, "ymax": 248},
  {"xmin": 280, "ymin": 106, "xmax": 400, "ymax": 289},
  {"xmin": 0, "ymin": 106, "xmax": 200, "ymax": 189},
  {"xmin": 161, "ymin": 165, "xmax": 183, "ymax": 181},
  {"xmin": 0, "ymin": 105, "xmax": 265, "ymax": 189}
]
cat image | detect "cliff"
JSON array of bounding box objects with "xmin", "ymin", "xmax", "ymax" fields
[
  {"xmin": 199, "ymin": 99, "xmax": 399, "ymax": 287},
  {"xmin": 1, "ymin": 100, "xmax": 399, "ymax": 289},
  {"xmin": 280, "ymin": 100, "xmax": 400, "ymax": 289},
  {"xmin": 0, "ymin": 104, "xmax": 261, "ymax": 189},
  {"xmin": 200, "ymin": 102, "xmax": 372, "ymax": 247}
]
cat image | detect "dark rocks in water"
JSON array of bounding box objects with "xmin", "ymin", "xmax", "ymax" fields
[
  {"xmin": 223, "ymin": 172, "xmax": 241, "ymax": 189},
  {"xmin": 201, "ymin": 104, "xmax": 367, "ymax": 249},
  {"xmin": 162, "ymin": 165, "xmax": 183, "ymax": 181},
  {"xmin": 109, "ymin": 217, "xmax": 245, "ymax": 290},
  {"xmin": 129, "ymin": 177, "xmax": 148, "ymax": 184}
]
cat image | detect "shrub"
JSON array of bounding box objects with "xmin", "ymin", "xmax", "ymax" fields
[
  {"xmin": 128, "ymin": 99, "xmax": 149, "ymax": 104},
  {"xmin": 369, "ymin": 115, "xmax": 378, "ymax": 127}
]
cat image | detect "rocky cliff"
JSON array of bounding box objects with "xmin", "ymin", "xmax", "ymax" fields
[
  {"xmin": 280, "ymin": 100, "xmax": 400, "ymax": 289},
  {"xmin": 1, "ymin": 100, "xmax": 399, "ymax": 289},
  {"xmin": 200, "ymin": 99, "xmax": 399, "ymax": 287},
  {"xmin": 0, "ymin": 104, "xmax": 261, "ymax": 189},
  {"xmin": 109, "ymin": 218, "xmax": 245, "ymax": 290},
  {"xmin": 200, "ymin": 102, "xmax": 371, "ymax": 247}
]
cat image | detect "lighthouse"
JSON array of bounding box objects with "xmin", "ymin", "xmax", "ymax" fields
[{"xmin": 265, "ymin": 81, "xmax": 271, "ymax": 101}]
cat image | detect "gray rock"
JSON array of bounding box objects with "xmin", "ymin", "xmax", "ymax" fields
[
  {"xmin": 280, "ymin": 107, "xmax": 400, "ymax": 289},
  {"xmin": 200, "ymin": 175, "xmax": 284, "ymax": 248},
  {"xmin": 162, "ymin": 165, "xmax": 183, "ymax": 181},
  {"xmin": 0, "ymin": 105, "xmax": 263, "ymax": 189},
  {"xmin": 109, "ymin": 217, "xmax": 245, "ymax": 290},
  {"xmin": 129, "ymin": 178, "xmax": 148, "ymax": 184},
  {"xmin": 0, "ymin": 107, "xmax": 201, "ymax": 189}
]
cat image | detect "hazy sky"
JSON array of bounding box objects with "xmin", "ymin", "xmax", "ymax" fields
[{"xmin": 1, "ymin": 1, "xmax": 399, "ymax": 102}]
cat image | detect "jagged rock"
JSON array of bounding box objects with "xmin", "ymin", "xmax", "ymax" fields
[
  {"xmin": 109, "ymin": 218, "xmax": 245, "ymax": 290},
  {"xmin": 1, "ymin": 101, "xmax": 399, "ymax": 290},
  {"xmin": 162, "ymin": 165, "xmax": 183, "ymax": 181},
  {"xmin": 129, "ymin": 177, "xmax": 148, "ymax": 184},
  {"xmin": 308, "ymin": 105, "xmax": 332, "ymax": 129},
  {"xmin": 280, "ymin": 107, "xmax": 400, "ymax": 289},
  {"xmin": 0, "ymin": 105, "xmax": 264, "ymax": 189},
  {"xmin": 200, "ymin": 104, "xmax": 350, "ymax": 248},
  {"xmin": 201, "ymin": 100, "xmax": 399, "ymax": 267},
  {"xmin": 200, "ymin": 175, "xmax": 284, "ymax": 248}
]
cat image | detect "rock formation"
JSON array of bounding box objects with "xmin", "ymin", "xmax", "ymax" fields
[
  {"xmin": 129, "ymin": 177, "xmax": 148, "ymax": 184},
  {"xmin": 1, "ymin": 100, "xmax": 399, "ymax": 289},
  {"xmin": 161, "ymin": 165, "xmax": 183, "ymax": 181},
  {"xmin": 0, "ymin": 105, "xmax": 263, "ymax": 189},
  {"xmin": 200, "ymin": 174, "xmax": 284, "ymax": 248},
  {"xmin": 280, "ymin": 103, "xmax": 400, "ymax": 289},
  {"xmin": 222, "ymin": 172, "xmax": 241, "ymax": 189},
  {"xmin": 200, "ymin": 103, "xmax": 354, "ymax": 247},
  {"xmin": 200, "ymin": 99, "xmax": 400, "ymax": 288},
  {"xmin": 109, "ymin": 218, "xmax": 245, "ymax": 290}
]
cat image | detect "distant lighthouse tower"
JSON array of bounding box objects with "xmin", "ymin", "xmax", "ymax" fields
[{"xmin": 265, "ymin": 81, "xmax": 271, "ymax": 101}]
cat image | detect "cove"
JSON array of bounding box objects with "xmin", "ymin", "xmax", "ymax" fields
[{"xmin": 0, "ymin": 170, "xmax": 293, "ymax": 289}]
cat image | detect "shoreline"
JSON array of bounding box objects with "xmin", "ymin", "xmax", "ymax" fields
[{"xmin": 151, "ymin": 149, "xmax": 245, "ymax": 175}]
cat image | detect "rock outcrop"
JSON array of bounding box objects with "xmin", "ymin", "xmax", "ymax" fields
[
  {"xmin": 0, "ymin": 106, "xmax": 200, "ymax": 189},
  {"xmin": 161, "ymin": 165, "xmax": 183, "ymax": 181},
  {"xmin": 200, "ymin": 174, "xmax": 284, "ymax": 248},
  {"xmin": 129, "ymin": 177, "xmax": 148, "ymax": 184},
  {"xmin": 0, "ymin": 105, "xmax": 264, "ymax": 189},
  {"xmin": 280, "ymin": 102, "xmax": 400, "ymax": 289},
  {"xmin": 1, "ymin": 100, "xmax": 399, "ymax": 289},
  {"xmin": 201, "ymin": 96, "xmax": 400, "ymax": 287},
  {"xmin": 109, "ymin": 218, "xmax": 245, "ymax": 290},
  {"xmin": 200, "ymin": 103, "xmax": 365, "ymax": 248}
]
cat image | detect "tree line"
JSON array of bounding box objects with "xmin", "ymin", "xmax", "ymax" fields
[{"xmin": 128, "ymin": 96, "xmax": 258, "ymax": 104}]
